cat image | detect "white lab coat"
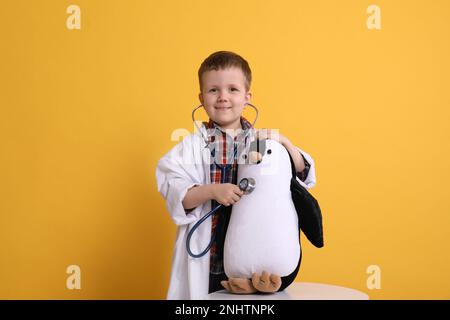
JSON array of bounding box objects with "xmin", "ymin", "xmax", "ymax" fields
[{"xmin": 155, "ymin": 125, "xmax": 317, "ymax": 300}]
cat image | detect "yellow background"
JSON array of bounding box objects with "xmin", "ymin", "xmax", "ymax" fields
[{"xmin": 1, "ymin": 0, "xmax": 449, "ymax": 299}]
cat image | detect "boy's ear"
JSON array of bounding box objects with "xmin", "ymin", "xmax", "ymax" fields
[
  {"xmin": 198, "ymin": 92, "xmax": 204, "ymax": 105},
  {"xmin": 245, "ymin": 91, "xmax": 252, "ymax": 104}
]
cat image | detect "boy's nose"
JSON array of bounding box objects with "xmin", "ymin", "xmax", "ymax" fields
[{"xmin": 218, "ymin": 91, "xmax": 229, "ymax": 101}]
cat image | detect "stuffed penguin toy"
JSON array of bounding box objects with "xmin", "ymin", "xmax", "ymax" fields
[{"xmin": 221, "ymin": 139, "xmax": 323, "ymax": 294}]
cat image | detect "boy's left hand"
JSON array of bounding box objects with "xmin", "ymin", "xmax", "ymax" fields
[
  {"xmin": 255, "ymin": 128, "xmax": 305, "ymax": 172},
  {"xmin": 255, "ymin": 128, "xmax": 288, "ymax": 146}
]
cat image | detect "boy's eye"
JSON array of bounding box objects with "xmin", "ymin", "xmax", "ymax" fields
[{"xmin": 208, "ymin": 88, "xmax": 238, "ymax": 92}]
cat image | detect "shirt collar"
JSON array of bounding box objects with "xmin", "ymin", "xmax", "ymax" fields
[{"xmin": 204, "ymin": 116, "xmax": 253, "ymax": 131}]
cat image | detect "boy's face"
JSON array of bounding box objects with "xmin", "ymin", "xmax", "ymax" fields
[{"xmin": 199, "ymin": 67, "xmax": 252, "ymax": 130}]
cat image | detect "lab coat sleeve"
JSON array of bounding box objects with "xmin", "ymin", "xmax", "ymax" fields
[
  {"xmin": 156, "ymin": 137, "xmax": 205, "ymax": 226},
  {"xmin": 294, "ymin": 146, "xmax": 316, "ymax": 189}
]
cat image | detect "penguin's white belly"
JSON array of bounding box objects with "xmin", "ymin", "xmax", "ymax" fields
[{"xmin": 223, "ymin": 184, "xmax": 300, "ymax": 278}]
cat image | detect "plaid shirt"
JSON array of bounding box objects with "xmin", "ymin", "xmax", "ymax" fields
[{"xmin": 202, "ymin": 116, "xmax": 311, "ymax": 275}]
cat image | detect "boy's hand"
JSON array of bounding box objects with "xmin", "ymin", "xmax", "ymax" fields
[
  {"xmin": 255, "ymin": 129, "xmax": 306, "ymax": 172},
  {"xmin": 211, "ymin": 183, "xmax": 244, "ymax": 207},
  {"xmin": 255, "ymin": 128, "xmax": 287, "ymax": 145}
]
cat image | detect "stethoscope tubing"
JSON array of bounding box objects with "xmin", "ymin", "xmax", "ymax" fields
[
  {"xmin": 186, "ymin": 163, "xmax": 229, "ymax": 258},
  {"xmin": 185, "ymin": 202, "xmax": 224, "ymax": 258}
]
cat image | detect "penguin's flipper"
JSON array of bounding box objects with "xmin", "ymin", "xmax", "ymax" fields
[{"xmin": 287, "ymin": 152, "xmax": 324, "ymax": 248}]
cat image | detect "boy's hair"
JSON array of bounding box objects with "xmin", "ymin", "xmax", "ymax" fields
[{"xmin": 198, "ymin": 51, "xmax": 252, "ymax": 92}]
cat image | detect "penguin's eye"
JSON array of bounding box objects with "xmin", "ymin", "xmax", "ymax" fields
[
  {"xmin": 267, "ymin": 149, "xmax": 272, "ymax": 155},
  {"xmin": 242, "ymin": 154, "xmax": 247, "ymax": 159}
]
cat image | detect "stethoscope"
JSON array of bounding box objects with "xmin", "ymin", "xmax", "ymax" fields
[{"xmin": 186, "ymin": 103, "xmax": 259, "ymax": 258}]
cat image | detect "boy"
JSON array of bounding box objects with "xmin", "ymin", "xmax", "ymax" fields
[{"xmin": 156, "ymin": 51, "xmax": 316, "ymax": 299}]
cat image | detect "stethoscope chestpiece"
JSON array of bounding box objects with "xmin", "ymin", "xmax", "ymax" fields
[{"xmin": 239, "ymin": 177, "xmax": 256, "ymax": 194}]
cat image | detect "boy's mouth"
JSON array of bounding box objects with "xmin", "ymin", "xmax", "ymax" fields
[{"xmin": 215, "ymin": 106, "xmax": 232, "ymax": 110}]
